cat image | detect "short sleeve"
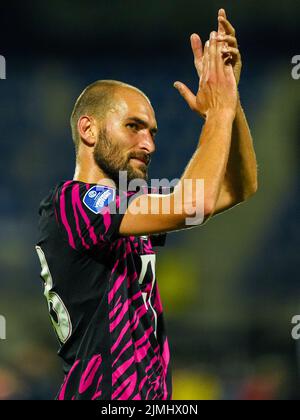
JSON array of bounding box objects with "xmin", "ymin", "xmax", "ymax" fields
[{"xmin": 54, "ymin": 181, "xmax": 126, "ymax": 251}]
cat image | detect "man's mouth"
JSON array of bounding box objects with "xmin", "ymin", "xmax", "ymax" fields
[{"xmin": 130, "ymin": 157, "xmax": 147, "ymax": 165}]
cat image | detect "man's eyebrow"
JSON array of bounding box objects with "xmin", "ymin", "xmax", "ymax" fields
[{"xmin": 126, "ymin": 117, "xmax": 158, "ymax": 134}]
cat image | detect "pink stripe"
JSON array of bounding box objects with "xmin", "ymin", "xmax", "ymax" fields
[
  {"xmin": 112, "ymin": 339, "xmax": 133, "ymax": 367},
  {"xmin": 154, "ymin": 377, "xmax": 161, "ymax": 392},
  {"xmin": 110, "ymin": 299, "xmax": 129, "ymax": 331},
  {"xmin": 73, "ymin": 183, "xmax": 98, "ymax": 245},
  {"xmin": 109, "ymin": 296, "xmax": 122, "ymax": 320},
  {"xmin": 111, "ymin": 320, "xmax": 130, "ymax": 353},
  {"xmin": 145, "ymin": 354, "xmax": 159, "ymax": 374},
  {"xmin": 145, "ymin": 385, "xmax": 154, "ymax": 400},
  {"xmin": 108, "ymin": 267, "xmax": 128, "ymax": 305},
  {"xmin": 91, "ymin": 390, "xmax": 102, "ymax": 400},
  {"xmin": 111, "ymin": 258, "xmax": 121, "ymax": 275},
  {"xmin": 110, "ymin": 286, "xmax": 145, "ymax": 330},
  {"xmin": 147, "ymin": 370, "xmax": 156, "ymax": 380},
  {"xmin": 138, "ymin": 375, "xmax": 148, "ymax": 392},
  {"xmin": 130, "ymin": 303, "xmax": 148, "ymax": 333},
  {"xmin": 134, "ymin": 340, "xmax": 151, "ymax": 363},
  {"xmin": 135, "ymin": 326, "xmax": 153, "ymax": 348},
  {"xmin": 57, "ymin": 359, "xmax": 80, "ymax": 400},
  {"xmin": 79, "ymin": 354, "xmax": 102, "ymax": 394},
  {"xmin": 110, "ymin": 253, "xmax": 136, "ymax": 289},
  {"xmin": 130, "ymin": 314, "xmax": 140, "ymax": 333},
  {"xmin": 133, "ymin": 303, "xmax": 148, "ymax": 323},
  {"xmin": 114, "ymin": 239, "xmax": 123, "ymax": 252},
  {"xmin": 125, "ymin": 241, "xmax": 134, "ymax": 257},
  {"xmin": 112, "ymin": 355, "xmax": 135, "ymax": 386},
  {"xmin": 137, "ymin": 304, "xmax": 148, "ymax": 317},
  {"xmin": 109, "ymin": 301, "xmax": 122, "ymax": 320},
  {"xmin": 154, "ymin": 283, "xmax": 163, "ymax": 316},
  {"xmin": 162, "ymin": 339, "xmax": 170, "ymax": 400},
  {"xmin": 112, "ymin": 371, "xmax": 137, "ymax": 400},
  {"xmin": 91, "ymin": 374, "xmax": 103, "ymax": 400},
  {"xmin": 130, "ymin": 289, "xmax": 142, "ymax": 302},
  {"xmin": 60, "ymin": 181, "xmax": 76, "ymax": 249},
  {"xmin": 71, "ymin": 184, "xmax": 90, "ymax": 250}
]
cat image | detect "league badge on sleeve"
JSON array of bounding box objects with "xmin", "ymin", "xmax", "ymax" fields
[{"xmin": 83, "ymin": 185, "xmax": 115, "ymax": 214}]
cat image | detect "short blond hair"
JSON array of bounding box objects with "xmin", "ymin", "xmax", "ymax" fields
[{"xmin": 70, "ymin": 80, "xmax": 150, "ymax": 153}]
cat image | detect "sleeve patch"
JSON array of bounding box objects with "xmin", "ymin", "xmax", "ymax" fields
[{"xmin": 83, "ymin": 185, "xmax": 116, "ymax": 214}]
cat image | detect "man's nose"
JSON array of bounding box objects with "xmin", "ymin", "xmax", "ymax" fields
[{"xmin": 139, "ymin": 131, "xmax": 156, "ymax": 154}]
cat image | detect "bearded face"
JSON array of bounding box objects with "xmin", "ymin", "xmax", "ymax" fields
[{"xmin": 93, "ymin": 128, "xmax": 151, "ymax": 187}]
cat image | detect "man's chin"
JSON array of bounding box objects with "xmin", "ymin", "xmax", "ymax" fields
[{"xmin": 126, "ymin": 163, "xmax": 148, "ymax": 182}]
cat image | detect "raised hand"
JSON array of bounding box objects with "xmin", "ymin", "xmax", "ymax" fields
[
  {"xmin": 217, "ymin": 8, "xmax": 242, "ymax": 85},
  {"xmin": 174, "ymin": 31, "xmax": 238, "ymax": 120}
]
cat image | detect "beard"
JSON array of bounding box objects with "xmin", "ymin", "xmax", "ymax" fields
[{"xmin": 93, "ymin": 128, "xmax": 151, "ymax": 188}]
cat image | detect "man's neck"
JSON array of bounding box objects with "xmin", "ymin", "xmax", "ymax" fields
[{"xmin": 73, "ymin": 163, "xmax": 117, "ymax": 189}]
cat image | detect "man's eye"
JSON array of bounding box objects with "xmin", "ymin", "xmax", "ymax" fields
[{"xmin": 127, "ymin": 123, "xmax": 138, "ymax": 130}]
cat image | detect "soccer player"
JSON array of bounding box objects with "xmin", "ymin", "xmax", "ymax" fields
[{"xmin": 36, "ymin": 9, "xmax": 257, "ymax": 400}]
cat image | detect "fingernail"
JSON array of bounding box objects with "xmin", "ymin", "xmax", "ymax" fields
[{"xmin": 210, "ymin": 31, "xmax": 216, "ymax": 39}]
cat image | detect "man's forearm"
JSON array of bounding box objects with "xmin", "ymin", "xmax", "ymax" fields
[
  {"xmin": 224, "ymin": 100, "xmax": 258, "ymax": 201},
  {"xmin": 178, "ymin": 111, "xmax": 235, "ymax": 213}
]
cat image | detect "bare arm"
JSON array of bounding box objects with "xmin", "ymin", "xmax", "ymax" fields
[
  {"xmin": 119, "ymin": 31, "xmax": 238, "ymax": 236},
  {"xmin": 212, "ymin": 100, "xmax": 258, "ymax": 215},
  {"xmin": 175, "ymin": 9, "xmax": 258, "ymax": 217},
  {"xmin": 212, "ymin": 10, "xmax": 258, "ymax": 215}
]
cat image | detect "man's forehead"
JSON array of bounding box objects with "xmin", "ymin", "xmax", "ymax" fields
[{"xmin": 110, "ymin": 88, "xmax": 155, "ymax": 120}]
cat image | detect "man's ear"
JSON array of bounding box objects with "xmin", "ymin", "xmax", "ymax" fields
[{"xmin": 77, "ymin": 115, "xmax": 96, "ymax": 147}]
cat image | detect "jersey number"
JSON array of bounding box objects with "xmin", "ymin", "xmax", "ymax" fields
[
  {"xmin": 138, "ymin": 254, "xmax": 158, "ymax": 337},
  {"xmin": 35, "ymin": 246, "xmax": 72, "ymax": 344}
]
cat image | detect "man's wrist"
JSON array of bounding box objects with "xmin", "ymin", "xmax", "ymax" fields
[{"xmin": 206, "ymin": 109, "xmax": 236, "ymax": 124}]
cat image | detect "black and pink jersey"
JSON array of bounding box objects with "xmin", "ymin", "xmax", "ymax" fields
[{"xmin": 36, "ymin": 180, "xmax": 172, "ymax": 400}]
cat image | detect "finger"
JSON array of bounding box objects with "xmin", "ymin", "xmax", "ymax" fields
[
  {"xmin": 218, "ymin": 16, "xmax": 236, "ymax": 36},
  {"xmin": 208, "ymin": 31, "xmax": 217, "ymax": 79},
  {"xmin": 199, "ymin": 44, "xmax": 207, "ymax": 86},
  {"xmin": 217, "ymin": 34, "xmax": 238, "ymax": 48},
  {"xmin": 218, "ymin": 8, "xmax": 227, "ymax": 20},
  {"xmin": 201, "ymin": 41, "xmax": 209, "ymax": 85},
  {"xmin": 216, "ymin": 35, "xmax": 226, "ymax": 78},
  {"xmin": 190, "ymin": 33, "xmax": 203, "ymax": 72},
  {"xmin": 173, "ymin": 82, "xmax": 197, "ymax": 111},
  {"xmin": 218, "ymin": 9, "xmax": 227, "ymax": 35},
  {"xmin": 190, "ymin": 33, "xmax": 203, "ymax": 61},
  {"xmin": 221, "ymin": 46, "xmax": 240, "ymax": 60}
]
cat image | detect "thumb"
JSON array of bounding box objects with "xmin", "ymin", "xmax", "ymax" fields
[{"xmin": 173, "ymin": 82, "xmax": 197, "ymax": 111}]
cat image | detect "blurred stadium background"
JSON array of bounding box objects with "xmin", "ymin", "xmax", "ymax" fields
[{"xmin": 0, "ymin": 0, "xmax": 299, "ymax": 400}]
